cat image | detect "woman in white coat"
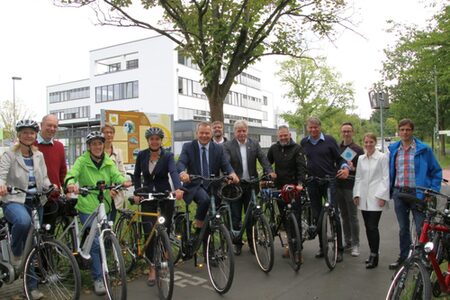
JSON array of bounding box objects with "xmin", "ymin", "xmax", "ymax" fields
[{"xmin": 353, "ymin": 133, "xmax": 390, "ymax": 269}]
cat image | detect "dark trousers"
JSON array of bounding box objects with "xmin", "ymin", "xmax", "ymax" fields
[
  {"xmin": 361, "ymin": 210, "xmax": 382, "ymax": 254},
  {"xmin": 230, "ymin": 187, "xmax": 252, "ymax": 246},
  {"xmin": 306, "ymin": 178, "xmax": 343, "ymax": 251},
  {"xmin": 141, "ymin": 201, "xmax": 174, "ymax": 262}
]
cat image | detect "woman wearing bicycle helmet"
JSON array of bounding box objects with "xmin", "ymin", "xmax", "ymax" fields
[
  {"xmin": 65, "ymin": 131, "xmax": 132, "ymax": 295},
  {"xmin": 0, "ymin": 120, "xmax": 52, "ymax": 300},
  {"xmin": 134, "ymin": 126, "xmax": 183, "ymax": 286}
]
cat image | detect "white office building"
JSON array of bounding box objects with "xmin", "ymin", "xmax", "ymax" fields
[{"xmin": 47, "ymin": 35, "xmax": 278, "ymax": 162}]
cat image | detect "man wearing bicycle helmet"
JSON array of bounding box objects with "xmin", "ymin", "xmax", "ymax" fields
[
  {"xmin": 134, "ymin": 126, "xmax": 184, "ymax": 286},
  {"xmin": 0, "ymin": 119, "xmax": 52, "ymax": 300},
  {"xmin": 65, "ymin": 131, "xmax": 132, "ymax": 295}
]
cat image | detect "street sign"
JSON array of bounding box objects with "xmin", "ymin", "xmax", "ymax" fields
[{"xmin": 438, "ymin": 130, "xmax": 450, "ymax": 136}]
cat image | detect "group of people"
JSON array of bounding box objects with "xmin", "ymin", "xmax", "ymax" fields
[{"xmin": 0, "ymin": 114, "xmax": 443, "ymax": 299}]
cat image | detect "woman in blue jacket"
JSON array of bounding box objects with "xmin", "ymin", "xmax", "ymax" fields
[{"xmin": 133, "ymin": 127, "xmax": 183, "ymax": 286}]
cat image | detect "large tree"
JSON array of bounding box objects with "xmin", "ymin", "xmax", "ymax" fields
[
  {"xmin": 276, "ymin": 57, "xmax": 355, "ymax": 137},
  {"xmin": 59, "ymin": 0, "xmax": 351, "ymax": 122},
  {"xmin": 381, "ymin": 5, "xmax": 449, "ymax": 153}
]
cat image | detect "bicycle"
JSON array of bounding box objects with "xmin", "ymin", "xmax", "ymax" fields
[
  {"xmin": 0, "ymin": 186, "xmax": 81, "ymax": 300},
  {"xmin": 171, "ymin": 175, "xmax": 235, "ymax": 294},
  {"xmin": 114, "ymin": 189, "xmax": 175, "ymax": 300},
  {"xmin": 53, "ymin": 179, "xmax": 127, "ymax": 300},
  {"xmin": 385, "ymin": 185, "xmax": 450, "ymax": 300},
  {"xmin": 219, "ymin": 175, "xmax": 275, "ymax": 273},
  {"xmin": 307, "ymin": 175, "xmax": 343, "ymax": 270}
]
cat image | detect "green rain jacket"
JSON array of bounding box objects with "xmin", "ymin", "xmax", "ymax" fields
[{"xmin": 65, "ymin": 151, "xmax": 125, "ymax": 214}]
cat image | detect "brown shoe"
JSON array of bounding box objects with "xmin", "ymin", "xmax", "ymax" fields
[
  {"xmin": 147, "ymin": 265, "xmax": 156, "ymax": 287},
  {"xmin": 282, "ymin": 248, "xmax": 289, "ymax": 258}
]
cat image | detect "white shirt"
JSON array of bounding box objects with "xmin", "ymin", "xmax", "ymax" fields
[
  {"xmin": 239, "ymin": 140, "xmax": 250, "ymax": 180},
  {"xmin": 353, "ymin": 149, "xmax": 390, "ymax": 211}
]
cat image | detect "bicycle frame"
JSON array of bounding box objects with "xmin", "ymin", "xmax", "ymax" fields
[
  {"xmin": 221, "ymin": 186, "xmax": 259, "ymax": 242},
  {"xmin": 419, "ymin": 215, "xmax": 450, "ymax": 293}
]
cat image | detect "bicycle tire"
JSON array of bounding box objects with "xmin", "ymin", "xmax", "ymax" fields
[
  {"xmin": 261, "ymin": 196, "xmax": 278, "ymax": 237},
  {"xmin": 154, "ymin": 228, "xmax": 174, "ymax": 300},
  {"xmin": 171, "ymin": 214, "xmax": 186, "ymax": 265},
  {"xmin": 206, "ymin": 223, "xmax": 235, "ymax": 294},
  {"xmin": 115, "ymin": 215, "xmax": 138, "ymax": 273},
  {"xmin": 252, "ymin": 214, "xmax": 275, "ymax": 273},
  {"xmin": 321, "ymin": 209, "xmax": 338, "ymax": 270},
  {"xmin": 286, "ymin": 212, "xmax": 302, "ymax": 272},
  {"xmin": 101, "ymin": 231, "xmax": 127, "ymax": 300},
  {"xmin": 23, "ymin": 238, "xmax": 81, "ymax": 300},
  {"xmin": 385, "ymin": 258, "xmax": 431, "ymax": 300}
]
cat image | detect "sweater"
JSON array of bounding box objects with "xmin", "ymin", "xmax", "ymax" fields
[
  {"xmin": 300, "ymin": 134, "xmax": 345, "ymax": 178},
  {"xmin": 35, "ymin": 140, "xmax": 67, "ymax": 187},
  {"xmin": 337, "ymin": 141, "xmax": 364, "ymax": 190}
]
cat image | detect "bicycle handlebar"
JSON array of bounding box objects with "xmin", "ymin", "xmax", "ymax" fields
[{"xmin": 7, "ymin": 185, "xmax": 56, "ymax": 197}]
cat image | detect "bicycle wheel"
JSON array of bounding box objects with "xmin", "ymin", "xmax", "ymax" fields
[
  {"xmin": 115, "ymin": 215, "xmax": 138, "ymax": 273},
  {"xmin": 261, "ymin": 196, "xmax": 277, "ymax": 237},
  {"xmin": 23, "ymin": 238, "xmax": 81, "ymax": 300},
  {"xmin": 321, "ymin": 209, "xmax": 338, "ymax": 270},
  {"xmin": 285, "ymin": 212, "xmax": 302, "ymax": 272},
  {"xmin": 171, "ymin": 214, "xmax": 186, "ymax": 264},
  {"xmin": 206, "ymin": 223, "xmax": 235, "ymax": 294},
  {"xmin": 101, "ymin": 231, "xmax": 127, "ymax": 300},
  {"xmin": 154, "ymin": 229, "xmax": 174, "ymax": 300},
  {"xmin": 386, "ymin": 258, "xmax": 431, "ymax": 300},
  {"xmin": 252, "ymin": 214, "xmax": 274, "ymax": 273}
]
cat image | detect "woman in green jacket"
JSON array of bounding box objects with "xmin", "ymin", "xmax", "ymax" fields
[{"xmin": 65, "ymin": 131, "xmax": 131, "ymax": 295}]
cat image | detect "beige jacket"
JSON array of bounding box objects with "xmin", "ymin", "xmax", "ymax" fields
[
  {"xmin": 0, "ymin": 148, "xmax": 52, "ymax": 205},
  {"xmin": 108, "ymin": 146, "xmax": 127, "ymax": 209}
]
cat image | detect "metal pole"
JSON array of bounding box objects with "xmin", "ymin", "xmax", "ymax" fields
[
  {"xmin": 434, "ymin": 65, "xmax": 440, "ymax": 160},
  {"xmin": 11, "ymin": 76, "xmax": 22, "ymax": 137},
  {"xmin": 379, "ymin": 92, "xmax": 384, "ymax": 152}
]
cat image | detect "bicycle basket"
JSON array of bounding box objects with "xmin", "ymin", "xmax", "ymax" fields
[
  {"xmin": 218, "ymin": 183, "xmax": 243, "ymax": 202},
  {"xmin": 280, "ymin": 184, "xmax": 300, "ymax": 204}
]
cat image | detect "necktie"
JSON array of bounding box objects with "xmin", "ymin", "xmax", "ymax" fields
[{"xmin": 201, "ymin": 146, "xmax": 209, "ymax": 178}]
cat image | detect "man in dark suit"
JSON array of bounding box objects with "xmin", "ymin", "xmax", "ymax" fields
[
  {"xmin": 224, "ymin": 120, "xmax": 276, "ymax": 255},
  {"xmin": 177, "ymin": 121, "xmax": 239, "ymax": 229}
]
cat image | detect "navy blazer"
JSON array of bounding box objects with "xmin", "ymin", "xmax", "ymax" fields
[
  {"xmin": 134, "ymin": 148, "xmax": 182, "ymax": 192},
  {"xmin": 223, "ymin": 138, "xmax": 272, "ymax": 179},
  {"xmin": 176, "ymin": 140, "xmax": 234, "ymax": 203}
]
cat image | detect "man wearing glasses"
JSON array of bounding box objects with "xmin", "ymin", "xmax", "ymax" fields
[{"xmin": 388, "ymin": 118, "xmax": 442, "ymax": 269}]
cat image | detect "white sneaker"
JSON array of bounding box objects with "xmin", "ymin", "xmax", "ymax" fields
[
  {"xmin": 351, "ymin": 246, "xmax": 360, "ymax": 257},
  {"xmin": 31, "ymin": 289, "xmax": 44, "ymax": 300},
  {"xmin": 94, "ymin": 279, "xmax": 107, "ymax": 295}
]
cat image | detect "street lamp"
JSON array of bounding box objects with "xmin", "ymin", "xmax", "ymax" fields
[
  {"xmin": 12, "ymin": 76, "xmax": 22, "ymax": 133},
  {"xmin": 434, "ymin": 65, "xmax": 440, "ymax": 160}
]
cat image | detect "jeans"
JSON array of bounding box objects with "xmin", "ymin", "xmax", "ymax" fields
[
  {"xmin": 336, "ymin": 187, "xmax": 360, "ymax": 247},
  {"xmin": 230, "ymin": 187, "xmax": 252, "ymax": 245},
  {"xmin": 361, "ymin": 210, "xmax": 382, "ymax": 254},
  {"xmin": 79, "ymin": 212, "xmax": 102, "ymax": 281},
  {"xmin": 393, "ymin": 188, "xmax": 425, "ymax": 259},
  {"xmin": 306, "ymin": 178, "xmax": 343, "ymax": 251}
]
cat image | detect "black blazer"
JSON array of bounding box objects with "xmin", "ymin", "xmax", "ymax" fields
[
  {"xmin": 176, "ymin": 140, "xmax": 234, "ymax": 202},
  {"xmin": 223, "ymin": 138, "xmax": 272, "ymax": 179},
  {"xmin": 134, "ymin": 148, "xmax": 181, "ymax": 192}
]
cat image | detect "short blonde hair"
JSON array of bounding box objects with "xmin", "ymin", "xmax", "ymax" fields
[
  {"xmin": 363, "ymin": 132, "xmax": 377, "ymax": 142},
  {"xmin": 101, "ymin": 124, "xmax": 115, "ymax": 133}
]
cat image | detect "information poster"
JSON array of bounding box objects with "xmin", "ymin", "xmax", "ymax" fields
[{"xmin": 101, "ymin": 110, "xmax": 173, "ymax": 164}]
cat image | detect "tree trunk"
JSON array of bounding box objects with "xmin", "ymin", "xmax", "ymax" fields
[{"xmin": 205, "ymin": 82, "xmax": 225, "ymax": 123}]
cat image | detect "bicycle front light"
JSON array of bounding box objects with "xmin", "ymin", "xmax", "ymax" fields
[
  {"xmin": 158, "ymin": 216, "xmax": 166, "ymax": 224},
  {"xmin": 324, "ymin": 202, "xmax": 330, "ymax": 208},
  {"xmin": 424, "ymin": 241, "xmax": 434, "ymax": 253},
  {"xmin": 44, "ymin": 224, "xmax": 51, "ymax": 231}
]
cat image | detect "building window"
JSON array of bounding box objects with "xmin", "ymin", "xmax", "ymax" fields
[
  {"xmin": 95, "ymin": 81, "xmax": 139, "ymax": 103},
  {"xmin": 126, "ymin": 59, "xmax": 139, "ymax": 69},
  {"xmin": 178, "ymin": 77, "xmax": 206, "ymax": 100},
  {"xmin": 108, "ymin": 63, "xmax": 121, "ymax": 73},
  {"xmin": 50, "ymin": 106, "xmax": 90, "ymax": 120},
  {"xmin": 49, "ymin": 87, "xmax": 90, "ymax": 103},
  {"xmin": 263, "ymin": 96, "xmax": 268, "ymax": 106}
]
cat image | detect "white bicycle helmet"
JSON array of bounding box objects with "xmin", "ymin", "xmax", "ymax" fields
[
  {"xmin": 86, "ymin": 131, "xmax": 105, "ymax": 144},
  {"xmin": 16, "ymin": 119, "xmax": 39, "ymax": 132}
]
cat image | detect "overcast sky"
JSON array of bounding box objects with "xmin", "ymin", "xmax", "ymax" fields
[{"xmin": 0, "ymin": 0, "xmax": 441, "ymax": 122}]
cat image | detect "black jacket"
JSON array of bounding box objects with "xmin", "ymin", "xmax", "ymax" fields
[{"xmin": 267, "ymin": 139, "xmax": 307, "ymax": 189}]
